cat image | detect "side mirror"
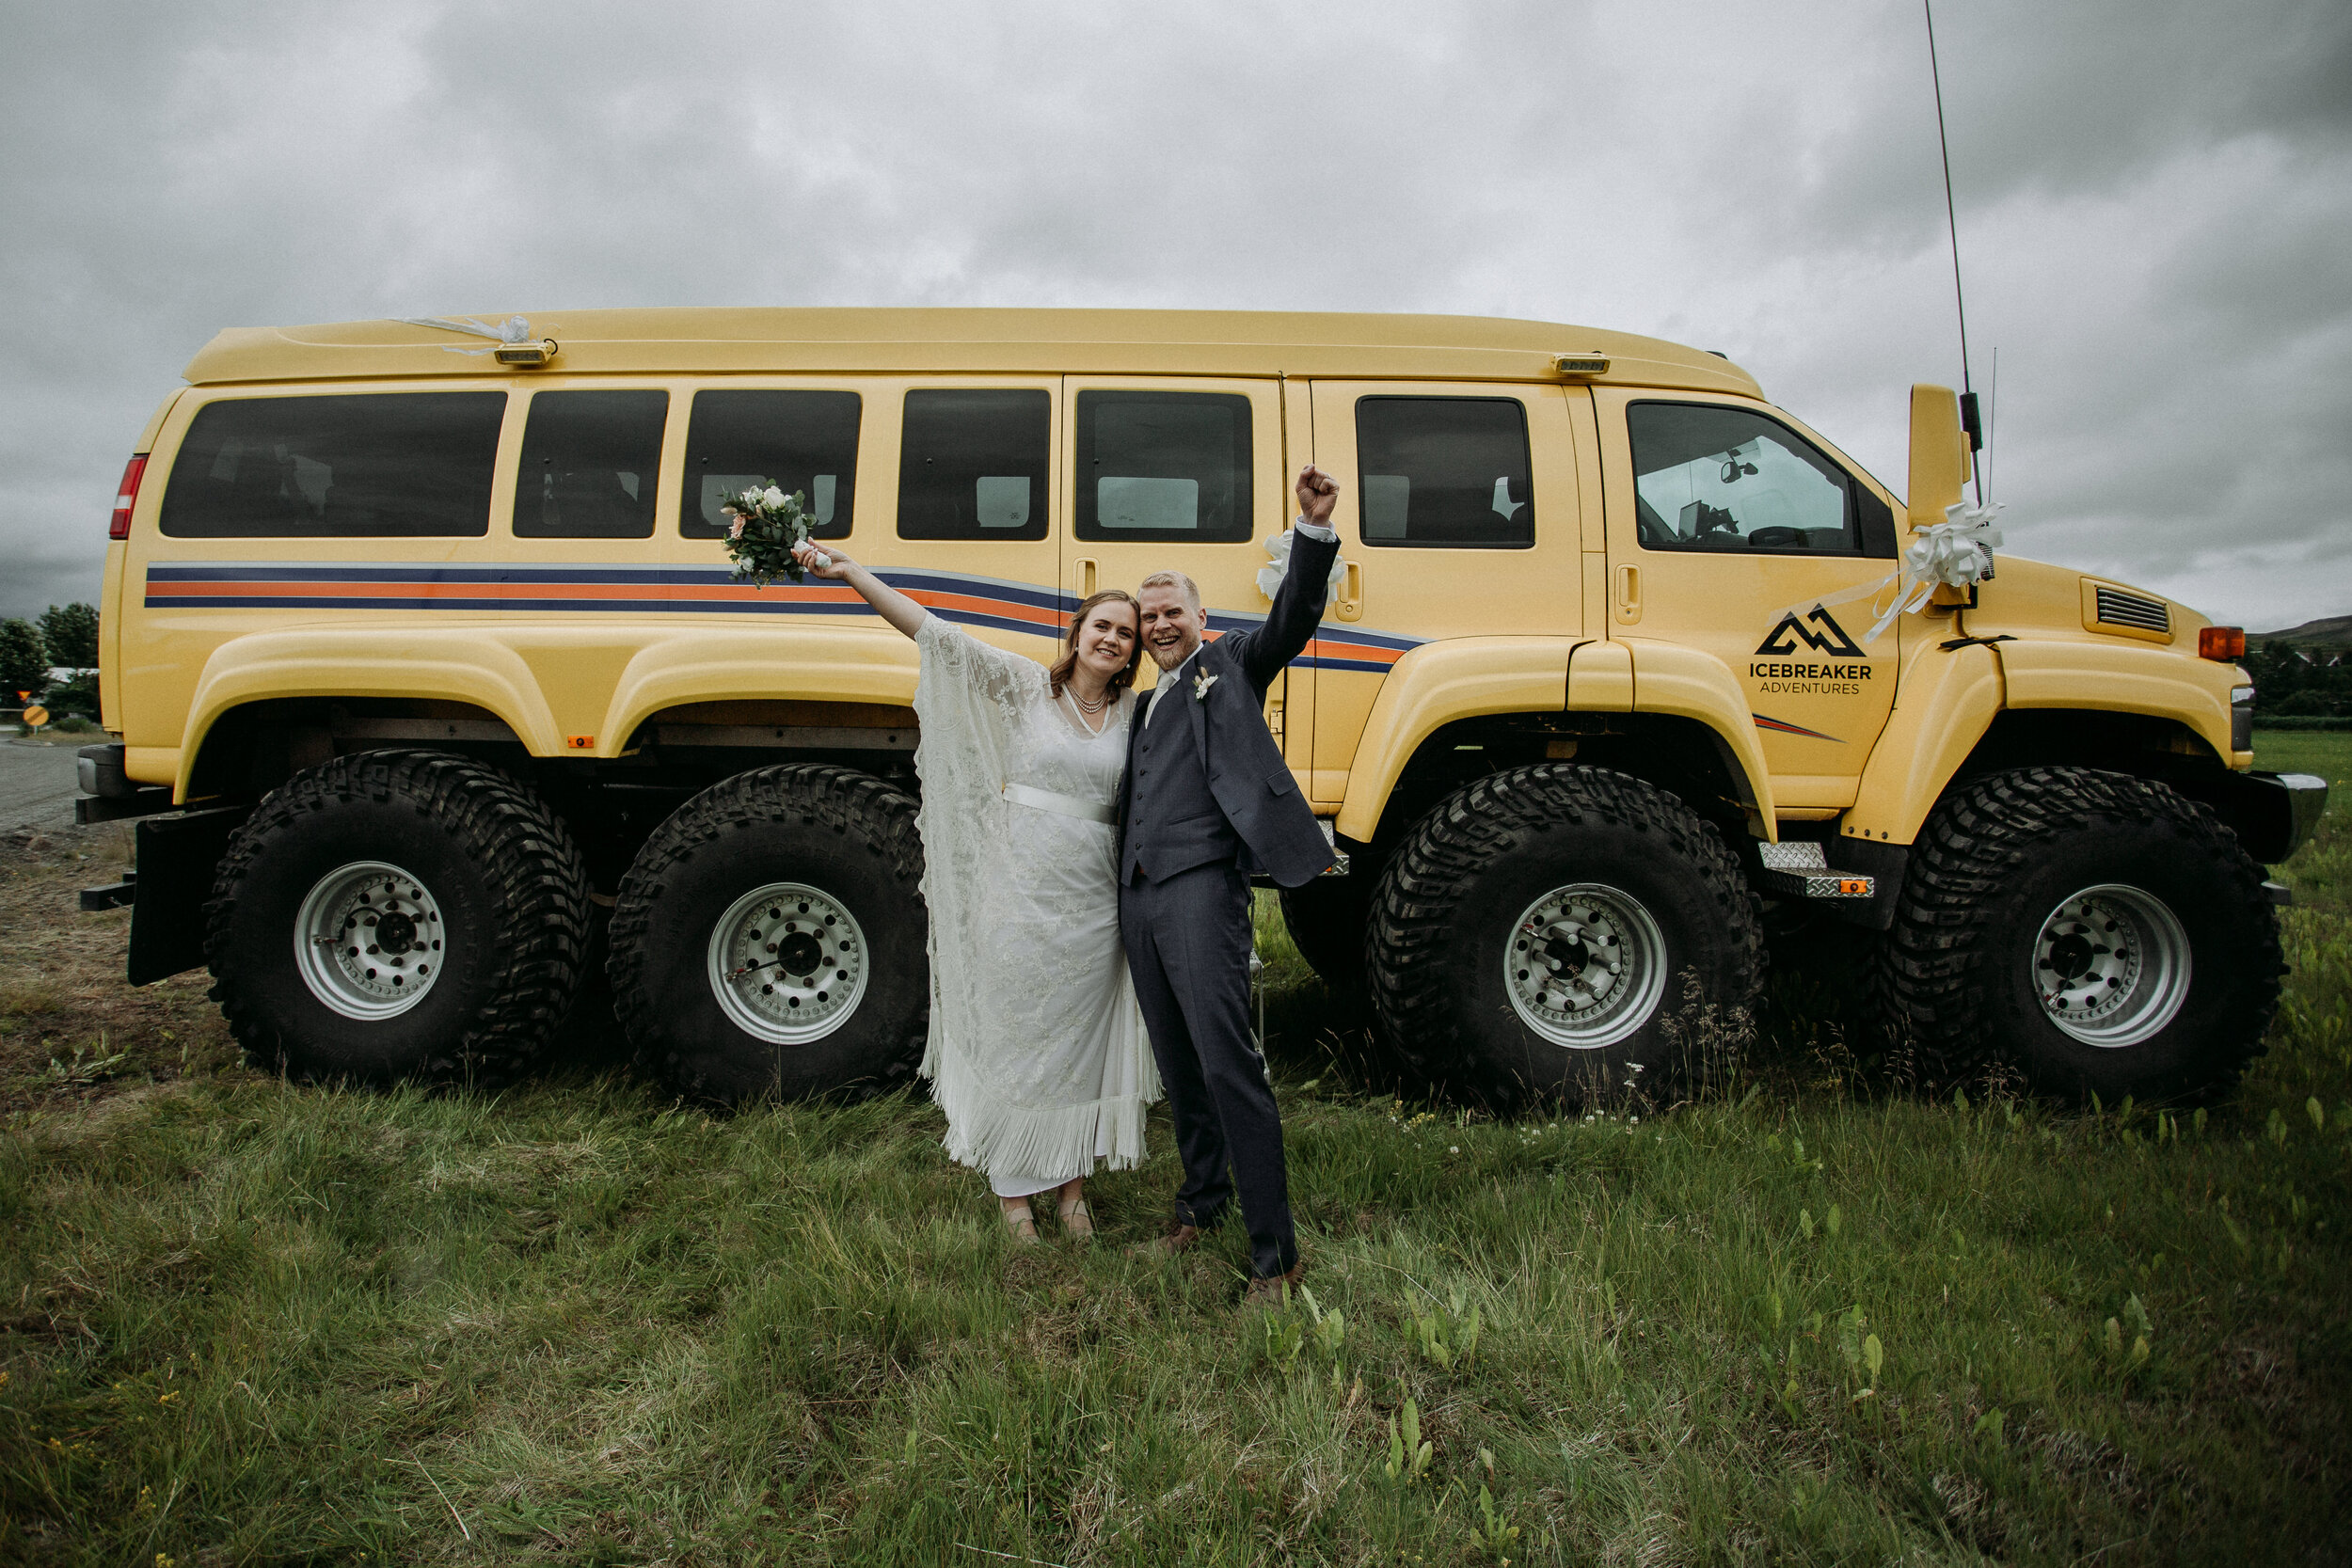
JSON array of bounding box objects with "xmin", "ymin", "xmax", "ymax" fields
[{"xmin": 1906, "ymin": 383, "xmax": 1973, "ymax": 531}]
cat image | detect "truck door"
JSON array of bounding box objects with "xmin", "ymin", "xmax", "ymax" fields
[
  {"xmin": 1057, "ymin": 375, "xmax": 1311, "ymax": 781},
  {"xmin": 1306, "ymin": 382, "xmax": 1582, "ymax": 807},
  {"xmin": 1592, "ymin": 388, "xmax": 1902, "ymax": 819}
]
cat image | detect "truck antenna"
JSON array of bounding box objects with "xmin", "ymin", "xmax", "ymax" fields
[{"xmin": 1924, "ymin": 0, "xmax": 1984, "ymax": 504}]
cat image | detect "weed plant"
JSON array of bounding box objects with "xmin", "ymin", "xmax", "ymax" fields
[{"xmin": 1, "ymin": 736, "xmax": 2346, "ymax": 1563}]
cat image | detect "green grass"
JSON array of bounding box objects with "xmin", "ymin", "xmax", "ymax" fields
[{"xmin": 3, "ymin": 739, "xmax": 2348, "ymax": 1564}]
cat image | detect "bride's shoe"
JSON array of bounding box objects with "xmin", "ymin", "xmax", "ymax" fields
[
  {"xmin": 1002, "ymin": 1203, "xmax": 1040, "ymax": 1244},
  {"xmin": 1057, "ymin": 1197, "xmax": 1095, "ymax": 1241}
]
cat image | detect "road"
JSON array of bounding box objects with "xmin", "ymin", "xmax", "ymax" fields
[{"xmin": 0, "ymin": 740, "xmax": 84, "ymax": 832}]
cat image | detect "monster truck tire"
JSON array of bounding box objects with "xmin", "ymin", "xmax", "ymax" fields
[
  {"xmin": 1279, "ymin": 875, "xmax": 1374, "ymax": 993},
  {"xmin": 1880, "ymin": 767, "xmax": 2280, "ymax": 1102},
  {"xmin": 609, "ymin": 766, "xmax": 928, "ymax": 1103},
  {"xmin": 204, "ymin": 750, "xmax": 591, "ymax": 1087},
  {"xmin": 1367, "ymin": 765, "xmax": 1763, "ymax": 1108}
]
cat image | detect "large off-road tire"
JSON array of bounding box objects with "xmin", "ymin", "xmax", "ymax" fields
[
  {"xmin": 609, "ymin": 765, "xmax": 929, "ymax": 1103},
  {"xmin": 1367, "ymin": 765, "xmax": 1763, "ymax": 1108},
  {"xmin": 1279, "ymin": 874, "xmax": 1374, "ymax": 993},
  {"xmin": 1880, "ymin": 767, "xmax": 2281, "ymax": 1102},
  {"xmin": 204, "ymin": 750, "xmax": 591, "ymax": 1086}
]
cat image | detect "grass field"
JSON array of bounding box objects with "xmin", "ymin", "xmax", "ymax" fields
[{"xmin": 3, "ymin": 736, "xmax": 2346, "ymax": 1564}]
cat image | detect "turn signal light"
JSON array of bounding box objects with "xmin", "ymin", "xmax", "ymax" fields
[
  {"xmin": 108, "ymin": 454, "xmax": 148, "ymax": 540},
  {"xmin": 2199, "ymin": 626, "xmax": 2246, "ymax": 660}
]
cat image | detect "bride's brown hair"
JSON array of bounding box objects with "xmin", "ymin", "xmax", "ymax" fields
[{"xmin": 1048, "ymin": 589, "xmax": 1143, "ymax": 699}]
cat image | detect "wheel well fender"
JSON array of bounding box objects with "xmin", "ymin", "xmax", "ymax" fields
[
  {"xmin": 179, "ymin": 627, "xmax": 557, "ymax": 800},
  {"xmin": 1618, "ymin": 639, "xmax": 1777, "ymax": 833},
  {"xmin": 603, "ymin": 624, "xmax": 920, "ymax": 758},
  {"xmin": 185, "ymin": 697, "xmax": 523, "ymax": 800},
  {"xmin": 1843, "ymin": 641, "xmax": 2005, "ymax": 847},
  {"xmin": 1332, "ymin": 636, "xmax": 1582, "ymax": 842}
]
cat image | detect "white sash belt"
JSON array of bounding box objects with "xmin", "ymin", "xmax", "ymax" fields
[{"xmin": 1003, "ymin": 782, "xmax": 1117, "ymax": 825}]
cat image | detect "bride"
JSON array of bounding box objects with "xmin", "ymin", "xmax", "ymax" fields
[{"xmin": 790, "ymin": 538, "xmax": 1158, "ymax": 1243}]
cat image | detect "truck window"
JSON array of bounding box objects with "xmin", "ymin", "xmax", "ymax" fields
[
  {"xmin": 680, "ymin": 389, "xmax": 860, "ymax": 540},
  {"xmin": 1354, "ymin": 397, "xmax": 1534, "ymax": 548},
  {"xmin": 514, "ymin": 389, "xmax": 667, "ymax": 539},
  {"xmin": 1629, "ymin": 402, "xmax": 1867, "ymax": 556},
  {"xmin": 896, "ymin": 389, "xmax": 1051, "ymax": 542},
  {"xmin": 159, "ymin": 392, "xmax": 504, "ymax": 538},
  {"xmin": 1073, "ymin": 390, "xmax": 1252, "ymax": 543}
]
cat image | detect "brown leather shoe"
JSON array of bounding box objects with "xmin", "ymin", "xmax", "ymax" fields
[
  {"xmin": 1239, "ymin": 1262, "xmax": 1306, "ymax": 1312},
  {"xmin": 1127, "ymin": 1222, "xmax": 1202, "ymax": 1260}
]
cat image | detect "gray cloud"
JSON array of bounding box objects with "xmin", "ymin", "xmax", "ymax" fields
[{"xmin": 2, "ymin": 0, "xmax": 2344, "ymax": 630}]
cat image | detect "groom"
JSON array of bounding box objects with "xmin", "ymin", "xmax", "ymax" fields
[{"xmin": 1120, "ymin": 463, "xmax": 1343, "ymax": 1307}]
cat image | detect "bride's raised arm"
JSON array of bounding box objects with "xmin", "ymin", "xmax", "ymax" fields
[
  {"xmin": 791, "ymin": 540, "xmax": 1041, "ymax": 706},
  {"xmin": 790, "ymin": 541, "xmax": 928, "ymax": 638}
]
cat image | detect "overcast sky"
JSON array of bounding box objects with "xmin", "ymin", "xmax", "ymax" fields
[{"xmin": 3, "ymin": 0, "xmax": 2346, "ymax": 630}]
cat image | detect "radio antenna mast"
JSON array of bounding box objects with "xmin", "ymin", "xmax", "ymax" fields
[{"xmin": 1924, "ymin": 0, "xmax": 1984, "ymax": 504}]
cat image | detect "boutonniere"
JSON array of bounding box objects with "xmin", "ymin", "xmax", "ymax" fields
[{"xmin": 1193, "ymin": 672, "xmax": 1220, "ymax": 701}]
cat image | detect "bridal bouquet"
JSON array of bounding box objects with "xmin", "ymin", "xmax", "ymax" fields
[{"xmin": 720, "ymin": 482, "xmax": 817, "ymax": 585}]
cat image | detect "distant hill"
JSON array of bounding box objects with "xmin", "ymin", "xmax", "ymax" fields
[{"xmin": 2250, "ymin": 614, "xmax": 2352, "ymax": 649}]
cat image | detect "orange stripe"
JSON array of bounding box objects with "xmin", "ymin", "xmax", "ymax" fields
[
  {"xmin": 145, "ymin": 579, "xmax": 690, "ymax": 602},
  {"xmin": 903, "ymin": 589, "xmax": 1066, "ymax": 629},
  {"xmin": 1303, "ymin": 638, "xmax": 1403, "ymax": 666},
  {"xmin": 146, "ymin": 576, "xmax": 1073, "ymax": 626}
]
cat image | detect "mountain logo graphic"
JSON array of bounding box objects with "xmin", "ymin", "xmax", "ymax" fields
[{"xmin": 1756, "ymin": 606, "xmax": 1867, "ymax": 658}]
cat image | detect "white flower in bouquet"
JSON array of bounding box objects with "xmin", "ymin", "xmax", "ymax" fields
[{"xmin": 719, "ymin": 479, "xmax": 816, "ymax": 585}]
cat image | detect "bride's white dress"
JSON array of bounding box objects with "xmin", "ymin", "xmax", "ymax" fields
[{"xmin": 912, "ymin": 615, "xmax": 1160, "ymax": 1196}]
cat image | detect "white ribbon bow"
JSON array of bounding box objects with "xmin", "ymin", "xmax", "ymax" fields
[
  {"xmin": 1255, "ymin": 527, "xmax": 1349, "ymax": 601},
  {"xmin": 1771, "ymin": 499, "xmax": 2006, "ymax": 646},
  {"xmin": 398, "ymin": 315, "xmax": 536, "ymax": 356}
]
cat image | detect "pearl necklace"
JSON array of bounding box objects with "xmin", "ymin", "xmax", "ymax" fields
[{"xmin": 1067, "ymin": 686, "xmax": 1108, "ymax": 715}]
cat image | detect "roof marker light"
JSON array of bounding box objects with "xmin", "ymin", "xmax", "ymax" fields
[
  {"xmin": 1554, "ymin": 354, "xmax": 1611, "ymax": 377},
  {"xmin": 494, "ymin": 339, "xmax": 560, "ymax": 367}
]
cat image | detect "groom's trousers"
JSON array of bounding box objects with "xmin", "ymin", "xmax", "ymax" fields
[{"xmin": 1120, "ymin": 861, "xmax": 1299, "ymax": 1279}]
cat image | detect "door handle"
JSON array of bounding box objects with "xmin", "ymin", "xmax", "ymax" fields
[
  {"xmin": 1613, "ymin": 563, "xmax": 1641, "ymax": 624},
  {"xmin": 1336, "ymin": 561, "xmax": 1363, "ymax": 623},
  {"xmin": 1074, "ymin": 556, "xmax": 1098, "ymax": 597}
]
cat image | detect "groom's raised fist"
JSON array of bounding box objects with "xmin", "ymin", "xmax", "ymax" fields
[{"xmin": 1295, "ymin": 464, "xmax": 1340, "ymax": 527}]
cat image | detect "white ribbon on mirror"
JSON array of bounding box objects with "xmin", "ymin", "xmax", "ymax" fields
[
  {"xmin": 1770, "ymin": 499, "xmax": 2007, "ymax": 645},
  {"xmin": 1255, "ymin": 527, "xmax": 1349, "ymax": 602},
  {"xmin": 397, "ymin": 315, "xmax": 536, "ymax": 356}
]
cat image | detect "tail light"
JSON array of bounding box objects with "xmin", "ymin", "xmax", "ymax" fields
[
  {"xmin": 2198, "ymin": 626, "xmax": 2246, "ymax": 661},
  {"xmin": 108, "ymin": 455, "xmax": 149, "ymax": 540}
]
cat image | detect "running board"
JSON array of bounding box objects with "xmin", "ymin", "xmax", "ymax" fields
[{"xmin": 1756, "ymin": 841, "xmax": 1874, "ymax": 900}]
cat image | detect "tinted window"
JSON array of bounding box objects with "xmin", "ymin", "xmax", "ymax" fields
[
  {"xmin": 1628, "ymin": 403, "xmax": 1860, "ymax": 555},
  {"xmin": 680, "ymin": 389, "xmax": 860, "ymax": 539},
  {"xmin": 1073, "ymin": 390, "xmax": 1252, "ymax": 543},
  {"xmin": 514, "ymin": 389, "xmax": 667, "ymax": 539},
  {"xmin": 161, "ymin": 392, "xmax": 503, "ymax": 538},
  {"xmin": 896, "ymin": 389, "xmax": 1051, "ymax": 541},
  {"xmin": 1355, "ymin": 397, "xmax": 1534, "ymax": 548}
]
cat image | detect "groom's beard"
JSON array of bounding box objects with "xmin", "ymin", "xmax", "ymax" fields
[{"xmin": 1147, "ymin": 633, "xmax": 1200, "ymax": 672}]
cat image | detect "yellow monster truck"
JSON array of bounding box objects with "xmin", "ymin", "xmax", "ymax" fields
[{"xmin": 75, "ymin": 309, "xmax": 2325, "ymax": 1104}]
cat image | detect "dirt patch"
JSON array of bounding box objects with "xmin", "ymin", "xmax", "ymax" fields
[{"xmin": 0, "ymin": 819, "xmax": 247, "ymax": 1114}]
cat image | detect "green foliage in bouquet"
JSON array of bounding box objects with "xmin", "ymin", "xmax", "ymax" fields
[{"xmin": 722, "ymin": 481, "xmax": 816, "ymax": 586}]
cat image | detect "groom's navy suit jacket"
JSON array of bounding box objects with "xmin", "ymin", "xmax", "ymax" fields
[{"xmin": 1117, "ymin": 529, "xmax": 1341, "ymax": 890}]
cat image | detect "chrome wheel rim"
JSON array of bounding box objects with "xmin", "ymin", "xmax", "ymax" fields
[
  {"xmin": 707, "ymin": 881, "xmax": 868, "ymax": 1044},
  {"xmin": 294, "ymin": 860, "xmax": 447, "ymax": 1021},
  {"xmin": 1503, "ymin": 882, "xmax": 1669, "ymax": 1050},
  {"xmin": 2033, "ymin": 882, "xmax": 2192, "ymax": 1048}
]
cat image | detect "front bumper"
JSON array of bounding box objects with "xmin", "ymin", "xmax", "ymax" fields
[{"xmin": 2211, "ymin": 770, "xmax": 2330, "ymax": 863}]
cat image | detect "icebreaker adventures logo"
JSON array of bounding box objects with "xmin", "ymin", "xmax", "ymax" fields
[{"xmin": 1756, "ymin": 606, "xmax": 1867, "ymax": 658}]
